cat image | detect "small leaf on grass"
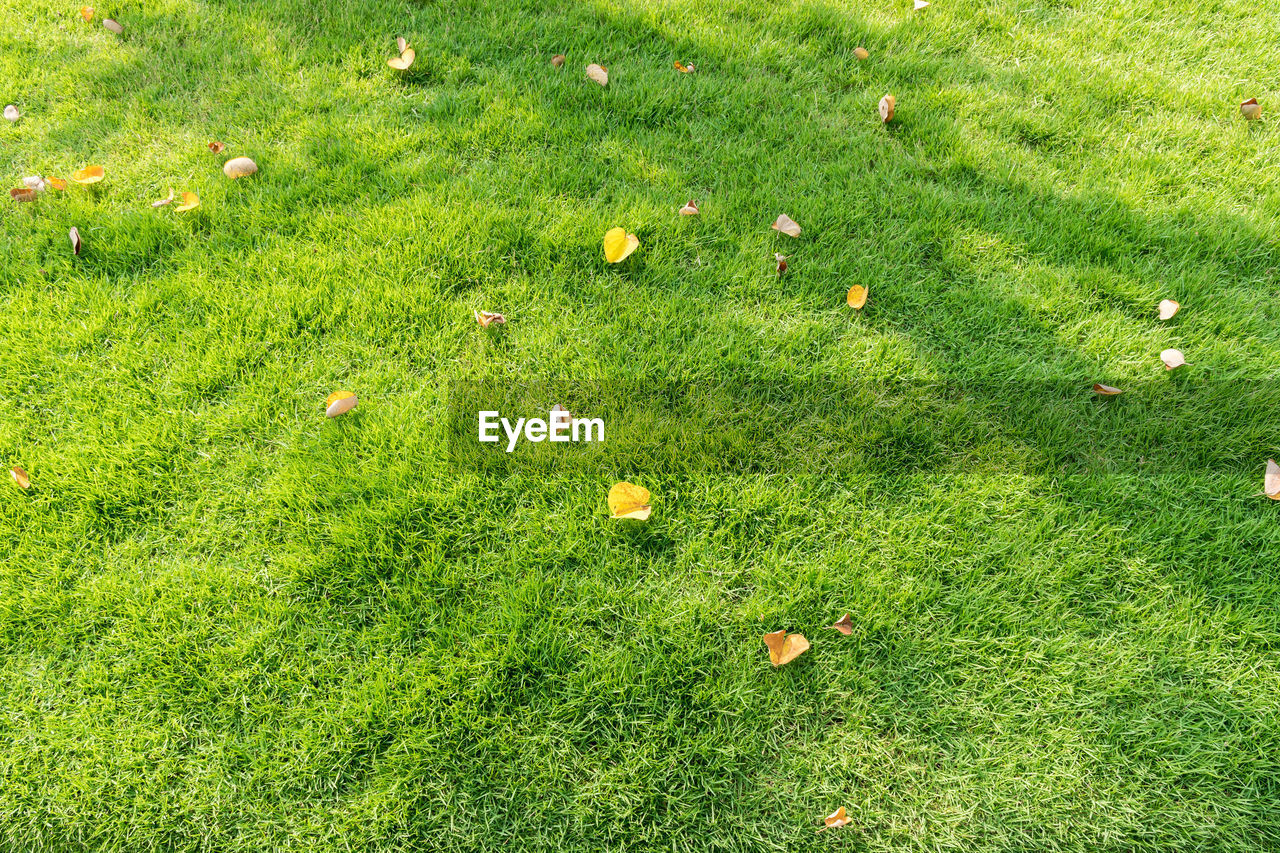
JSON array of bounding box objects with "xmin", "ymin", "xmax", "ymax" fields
[
  {"xmin": 762, "ymin": 629, "xmax": 809, "ymax": 666},
  {"xmin": 71, "ymin": 164, "xmax": 104, "ymax": 184},
  {"xmin": 325, "ymin": 391, "xmax": 358, "ymax": 418},
  {"xmin": 208, "ymin": 141, "xmax": 225, "ymax": 153},
  {"xmin": 474, "ymin": 309, "xmax": 506, "ymax": 328},
  {"xmin": 679, "ymin": 199, "xmax": 699, "ymax": 216},
  {"xmin": 854, "ymin": 47, "xmax": 869, "ymax": 60},
  {"xmin": 4, "ymin": 105, "xmax": 19, "ymax": 122},
  {"xmin": 825, "ymin": 807, "xmax": 851, "ymax": 828},
  {"xmin": 10, "ymin": 466, "xmax": 30, "ymax": 490},
  {"xmin": 174, "ymin": 191, "xmax": 200, "ymax": 212},
  {"xmin": 1266, "ymin": 459, "xmax": 1280, "ymax": 500},
  {"xmin": 1241, "ymin": 98, "xmax": 1261, "ymax": 120},
  {"xmin": 847, "ymin": 285, "xmax": 868, "ymax": 309},
  {"xmin": 1092, "ymin": 383, "xmax": 1123, "ymax": 396},
  {"xmin": 152, "ymin": 187, "xmax": 174, "ymax": 207},
  {"xmin": 81, "ymin": 6, "xmax": 94, "ymax": 21},
  {"xmin": 69, "ymin": 227, "xmax": 81, "ymax": 255},
  {"xmin": 1158, "ymin": 299, "xmax": 1180, "ymax": 320},
  {"xmin": 775, "ymin": 253, "xmax": 788, "ymax": 276},
  {"xmin": 223, "ymin": 157, "xmax": 257, "ymax": 178},
  {"xmin": 1161, "ymin": 348, "xmax": 1186, "ymax": 370},
  {"xmin": 674, "ymin": 60, "xmax": 695, "ymax": 73},
  {"xmin": 608, "ymin": 481, "xmax": 651, "ymax": 520},
  {"xmin": 45, "ymin": 176, "xmax": 67, "ymax": 190},
  {"xmin": 879, "ymin": 94, "xmax": 895, "ymax": 123},
  {"xmin": 396, "ymin": 36, "xmax": 408, "ymax": 54},
  {"xmin": 586, "ymin": 63, "xmax": 608, "ymax": 86},
  {"xmin": 388, "ymin": 46, "xmax": 415, "ymax": 70},
  {"xmin": 772, "ymin": 213, "xmax": 801, "ymax": 237},
  {"xmin": 604, "ymin": 227, "xmax": 639, "ymax": 263},
  {"xmin": 103, "ymin": 17, "xmax": 123, "ymax": 33},
  {"xmin": 828, "ymin": 613, "xmax": 853, "ymax": 635},
  {"xmin": 915, "ymin": 0, "xmax": 930, "ymax": 9},
  {"xmin": 23, "ymin": 176, "xmax": 46, "ymax": 192},
  {"xmin": 551, "ymin": 53, "xmax": 565, "ymax": 67},
  {"xmin": 10, "ymin": 188, "xmax": 37, "ymax": 202}
]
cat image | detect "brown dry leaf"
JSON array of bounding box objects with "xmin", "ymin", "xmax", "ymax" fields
[
  {"xmin": 1266, "ymin": 459, "xmax": 1280, "ymax": 500},
  {"xmin": 208, "ymin": 140, "xmax": 225, "ymax": 153},
  {"xmin": 151, "ymin": 187, "xmax": 174, "ymax": 207},
  {"xmin": 1158, "ymin": 299, "xmax": 1180, "ymax": 320},
  {"xmin": 1160, "ymin": 348, "xmax": 1186, "ymax": 370},
  {"xmin": 551, "ymin": 53, "xmax": 565, "ymax": 67},
  {"xmin": 174, "ymin": 191, "xmax": 200, "ymax": 212},
  {"xmin": 388, "ymin": 46, "xmax": 415, "ymax": 70},
  {"xmin": 223, "ymin": 156, "xmax": 257, "ymax": 179},
  {"xmin": 847, "ymin": 285, "xmax": 868, "ymax": 309},
  {"xmin": 103, "ymin": 17, "xmax": 123, "ymax": 33},
  {"xmin": 608, "ymin": 481, "xmax": 651, "ymax": 520},
  {"xmin": 854, "ymin": 47, "xmax": 870, "ymax": 60},
  {"xmin": 45, "ymin": 176, "xmax": 67, "ymax": 190},
  {"xmin": 81, "ymin": 6, "xmax": 94, "ymax": 21},
  {"xmin": 10, "ymin": 187, "xmax": 37, "ymax": 202},
  {"xmin": 674, "ymin": 60, "xmax": 695, "ymax": 73},
  {"xmin": 585, "ymin": 63, "xmax": 608, "ymax": 86},
  {"xmin": 1093, "ymin": 383, "xmax": 1123, "ymax": 396},
  {"xmin": 396, "ymin": 36, "xmax": 408, "ymax": 54},
  {"xmin": 775, "ymin": 253, "xmax": 788, "ymax": 276},
  {"xmin": 762, "ymin": 629, "xmax": 809, "ymax": 667},
  {"xmin": 474, "ymin": 309, "xmax": 506, "ymax": 328},
  {"xmin": 825, "ymin": 807, "xmax": 851, "ymax": 829},
  {"xmin": 69, "ymin": 227, "xmax": 81, "ymax": 255},
  {"xmin": 828, "ymin": 613, "xmax": 853, "ymax": 635},
  {"xmin": 325, "ymin": 391, "xmax": 358, "ymax": 418},
  {"xmin": 1241, "ymin": 98, "xmax": 1261, "ymax": 120},
  {"xmin": 879, "ymin": 94, "xmax": 895, "ymax": 123},
  {"xmin": 679, "ymin": 199, "xmax": 699, "ymax": 216},
  {"xmin": 71, "ymin": 164, "xmax": 104, "ymax": 184},
  {"xmin": 772, "ymin": 213, "xmax": 801, "ymax": 238},
  {"xmin": 10, "ymin": 466, "xmax": 30, "ymax": 490},
  {"xmin": 4, "ymin": 104, "xmax": 19, "ymax": 122},
  {"xmin": 604, "ymin": 227, "xmax": 639, "ymax": 263}
]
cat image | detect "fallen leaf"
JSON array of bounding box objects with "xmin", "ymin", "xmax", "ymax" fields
[
  {"xmin": 10, "ymin": 188, "xmax": 37, "ymax": 202},
  {"xmin": 45, "ymin": 176, "xmax": 67, "ymax": 190},
  {"xmin": 151, "ymin": 187, "xmax": 175, "ymax": 207},
  {"xmin": 1241, "ymin": 98, "xmax": 1261, "ymax": 120},
  {"xmin": 825, "ymin": 807, "xmax": 851, "ymax": 829},
  {"xmin": 325, "ymin": 391, "xmax": 358, "ymax": 418},
  {"xmin": 828, "ymin": 613, "xmax": 853, "ymax": 635},
  {"xmin": 608, "ymin": 481, "xmax": 651, "ymax": 520},
  {"xmin": 879, "ymin": 94, "xmax": 895, "ymax": 123},
  {"xmin": 604, "ymin": 227, "xmax": 639, "ymax": 263},
  {"xmin": 474, "ymin": 309, "xmax": 506, "ymax": 328},
  {"xmin": 674, "ymin": 60, "xmax": 695, "ymax": 73},
  {"xmin": 854, "ymin": 47, "xmax": 870, "ymax": 60},
  {"xmin": 388, "ymin": 46, "xmax": 415, "ymax": 70},
  {"xmin": 174, "ymin": 191, "xmax": 200, "ymax": 212},
  {"xmin": 208, "ymin": 140, "xmax": 225, "ymax": 153},
  {"xmin": 102, "ymin": 17, "xmax": 122, "ymax": 33},
  {"xmin": 551, "ymin": 53, "xmax": 565, "ymax": 67},
  {"xmin": 847, "ymin": 285, "xmax": 868, "ymax": 309},
  {"xmin": 762, "ymin": 629, "xmax": 809, "ymax": 666},
  {"xmin": 1158, "ymin": 299, "xmax": 1180, "ymax": 320},
  {"xmin": 10, "ymin": 466, "xmax": 30, "ymax": 490},
  {"xmin": 69, "ymin": 226, "xmax": 81, "ymax": 255},
  {"xmin": 772, "ymin": 213, "xmax": 801, "ymax": 238},
  {"xmin": 915, "ymin": 0, "xmax": 930, "ymax": 8},
  {"xmin": 1160, "ymin": 348, "xmax": 1186, "ymax": 370},
  {"xmin": 1092, "ymin": 383, "xmax": 1123, "ymax": 396},
  {"xmin": 679, "ymin": 199, "xmax": 699, "ymax": 216},
  {"xmin": 396, "ymin": 36, "xmax": 408, "ymax": 53},
  {"xmin": 1266, "ymin": 459, "xmax": 1280, "ymax": 500},
  {"xmin": 775, "ymin": 253, "xmax": 788, "ymax": 276},
  {"xmin": 586, "ymin": 63, "xmax": 608, "ymax": 86},
  {"xmin": 81, "ymin": 6, "xmax": 94, "ymax": 21},
  {"xmin": 71, "ymin": 164, "xmax": 104, "ymax": 184},
  {"xmin": 223, "ymin": 156, "xmax": 257, "ymax": 179},
  {"xmin": 22, "ymin": 176, "xmax": 46, "ymax": 192},
  {"xmin": 4, "ymin": 105, "xmax": 19, "ymax": 122}
]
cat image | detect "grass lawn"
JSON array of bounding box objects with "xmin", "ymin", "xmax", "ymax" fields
[{"xmin": 2, "ymin": 0, "xmax": 1280, "ymax": 849}]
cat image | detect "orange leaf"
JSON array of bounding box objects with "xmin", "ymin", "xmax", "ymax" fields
[
  {"xmin": 103, "ymin": 17, "xmax": 123, "ymax": 33},
  {"xmin": 1266, "ymin": 459, "xmax": 1280, "ymax": 500},
  {"xmin": 674, "ymin": 60, "xmax": 695, "ymax": 73},
  {"xmin": 10, "ymin": 466, "xmax": 30, "ymax": 490},
  {"xmin": 678, "ymin": 199, "xmax": 699, "ymax": 216},
  {"xmin": 585, "ymin": 63, "xmax": 608, "ymax": 86},
  {"xmin": 1092, "ymin": 383, "xmax": 1123, "ymax": 396},
  {"xmin": 847, "ymin": 285, "xmax": 868, "ymax": 309},
  {"xmin": 551, "ymin": 53, "xmax": 565, "ymax": 67},
  {"xmin": 854, "ymin": 47, "xmax": 869, "ymax": 60},
  {"xmin": 825, "ymin": 807, "xmax": 851, "ymax": 828},
  {"xmin": 81, "ymin": 6, "xmax": 94, "ymax": 21},
  {"xmin": 879, "ymin": 94, "xmax": 895, "ymax": 123},
  {"xmin": 45, "ymin": 176, "xmax": 67, "ymax": 190},
  {"xmin": 223, "ymin": 157, "xmax": 257, "ymax": 179},
  {"xmin": 10, "ymin": 187, "xmax": 37, "ymax": 202},
  {"xmin": 174, "ymin": 191, "xmax": 200, "ymax": 212},
  {"xmin": 325, "ymin": 391, "xmax": 358, "ymax": 418},
  {"xmin": 1158, "ymin": 299, "xmax": 1179, "ymax": 320},
  {"xmin": 1160, "ymin": 348, "xmax": 1186, "ymax": 370},
  {"xmin": 771, "ymin": 213, "xmax": 801, "ymax": 238},
  {"xmin": 608, "ymin": 482, "xmax": 651, "ymax": 520},
  {"xmin": 604, "ymin": 227, "xmax": 639, "ymax": 263},
  {"xmin": 208, "ymin": 140, "xmax": 225, "ymax": 153},
  {"xmin": 71, "ymin": 164, "xmax": 104, "ymax": 184},
  {"xmin": 474, "ymin": 309, "xmax": 506, "ymax": 328},
  {"xmin": 828, "ymin": 613, "xmax": 853, "ymax": 635},
  {"xmin": 762, "ymin": 629, "xmax": 809, "ymax": 666},
  {"xmin": 69, "ymin": 227, "xmax": 81, "ymax": 255},
  {"xmin": 388, "ymin": 47, "xmax": 415, "ymax": 70},
  {"xmin": 1241, "ymin": 98, "xmax": 1261, "ymax": 120}
]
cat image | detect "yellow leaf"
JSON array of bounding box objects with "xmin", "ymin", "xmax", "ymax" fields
[
  {"xmin": 223, "ymin": 157, "xmax": 257, "ymax": 179},
  {"xmin": 71, "ymin": 164, "xmax": 104, "ymax": 184},
  {"xmin": 1267, "ymin": 459, "xmax": 1280, "ymax": 500},
  {"xmin": 10, "ymin": 466, "xmax": 30, "ymax": 490},
  {"xmin": 604, "ymin": 227, "xmax": 639, "ymax": 263},
  {"xmin": 208, "ymin": 141, "xmax": 225, "ymax": 153},
  {"xmin": 1160, "ymin": 348, "xmax": 1186, "ymax": 370},
  {"xmin": 81, "ymin": 6, "xmax": 94, "ymax": 21},
  {"xmin": 608, "ymin": 481, "xmax": 651, "ymax": 520},
  {"xmin": 388, "ymin": 47, "xmax": 415, "ymax": 70},
  {"xmin": 10, "ymin": 187, "xmax": 37, "ymax": 202},
  {"xmin": 174, "ymin": 191, "xmax": 200, "ymax": 212},
  {"xmin": 879, "ymin": 94, "xmax": 895, "ymax": 123},
  {"xmin": 474, "ymin": 309, "xmax": 506, "ymax": 328},
  {"xmin": 674, "ymin": 60, "xmax": 695, "ymax": 73},
  {"xmin": 325, "ymin": 391, "xmax": 358, "ymax": 418},
  {"xmin": 854, "ymin": 47, "xmax": 869, "ymax": 60},
  {"xmin": 847, "ymin": 285, "xmax": 868, "ymax": 309},
  {"xmin": 103, "ymin": 17, "xmax": 122, "ymax": 33},
  {"xmin": 1158, "ymin": 299, "xmax": 1180, "ymax": 320},
  {"xmin": 152, "ymin": 187, "xmax": 175, "ymax": 207},
  {"xmin": 1241, "ymin": 98, "xmax": 1261, "ymax": 120},
  {"xmin": 762, "ymin": 629, "xmax": 809, "ymax": 666},
  {"xmin": 1092, "ymin": 383, "xmax": 1123, "ymax": 396},
  {"xmin": 828, "ymin": 613, "xmax": 853, "ymax": 635},
  {"xmin": 825, "ymin": 807, "xmax": 851, "ymax": 828},
  {"xmin": 585, "ymin": 63, "xmax": 608, "ymax": 86},
  {"xmin": 771, "ymin": 213, "xmax": 801, "ymax": 238},
  {"xmin": 45, "ymin": 176, "xmax": 67, "ymax": 190}
]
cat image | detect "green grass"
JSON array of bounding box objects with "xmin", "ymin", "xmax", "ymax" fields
[{"xmin": 2, "ymin": 0, "xmax": 1280, "ymax": 849}]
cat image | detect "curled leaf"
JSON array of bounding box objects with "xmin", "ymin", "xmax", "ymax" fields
[
  {"xmin": 388, "ymin": 46, "xmax": 415, "ymax": 70},
  {"xmin": 81, "ymin": 6, "xmax": 94, "ymax": 21},
  {"xmin": 585, "ymin": 63, "xmax": 608, "ymax": 86},
  {"xmin": 771, "ymin": 213, "xmax": 801, "ymax": 238},
  {"xmin": 1092, "ymin": 383, "xmax": 1123, "ymax": 396},
  {"xmin": 174, "ymin": 191, "xmax": 200, "ymax": 212},
  {"xmin": 151, "ymin": 187, "xmax": 175, "ymax": 207},
  {"xmin": 1158, "ymin": 299, "xmax": 1180, "ymax": 320},
  {"xmin": 551, "ymin": 53, "xmax": 565, "ymax": 67},
  {"xmin": 674, "ymin": 60, "xmax": 695, "ymax": 73},
  {"xmin": 396, "ymin": 37, "xmax": 408, "ymax": 54},
  {"xmin": 69, "ymin": 227, "xmax": 81, "ymax": 255},
  {"xmin": 4, "ymin": 104, "xmax": 19, "ymax": 122},
  {"xmin": 604, "ymin": 227, "xmax": 639, "ymax": 263},
  {"xmin": 208, "ymin": 140, "xmax": 225, "ymax": 153},
  {"xmin": 102, "ymin": 17, "xmax": 123, "ymax": 33},
  {"xmin": 1241, "ymin": 98, "xmax": 1261, "ymax": 120},
  {"xmin": 828, "ymin": 613, "xmax": 853, "ymax": 635},
  {"xmin": 847, "ymin": 285, "xmax": 868, "ymax": 309},
  {"xmin": 679, "ymin": 199, "xmax": 699, "ymax": 216},
  {"xmin": 825, "ymin": 807, "xmax": 851, "ymax": 828},
  {"xmin": 474, "ymin": 309, "xmax": 506, "ymax": 328},
  {"xmin": 1266, "ymin": 459, "xmax": 1280, "ymax": 500},
  {"xmin": 10, "ymin": 187, "xmax": 37, "ymax": 202},
  {"xmin": 10, "ymin": 466, "xmax": 30, "ymax": 490},
  {"xmin": 762, "ymin": 629, "xmax": 809, "ymax": 666},
  {"xmin": 22, "ymin": 176, "xmax": 46, "ymax": 192},
  {"xmin": 775, "ymin": 253, "xmax": 788, "ymax": 276},
  {"xmin": 45, "ymin": 176, "xmax": 67, "ymax": 190},
  {"xmin": 71, "ymin": 164, "xmax": 104, "ymax": 184},
  {"xmin": 854, "ymin": 47, "xmax": 869, "ymax": 60},
  {"xmin": 879, "ymin": 94, "xmax": 895, "ymax": 123},
  {"xmin": 325, "ymin": 391, "xmax": 358, "ymax": 418},
  {"xmin": 1160, "ymin": 348, "xmax": 1186, "ymax": 370},
  {"xmin": 223, "ymin": 156, "xmax": 257, "ymax": 179},
  {"xmin": 608, "ymin": 481, "xmax": 651, "ymax": 520},
  {"xmin": 915, "ymin": 0, "xmax": 930, "ymax": 8}
]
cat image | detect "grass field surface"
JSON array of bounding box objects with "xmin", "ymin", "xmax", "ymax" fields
[{"xmin": 1, "ymin": 0, "xmax": 1279, "ymax": 850}]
